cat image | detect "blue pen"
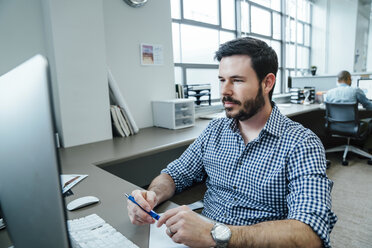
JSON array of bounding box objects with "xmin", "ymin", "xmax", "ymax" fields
[{"xmin": 125, "ymin": 193, "xmax": 160, "ymax": 220}]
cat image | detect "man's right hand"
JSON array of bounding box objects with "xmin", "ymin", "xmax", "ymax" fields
[{"xmin": 127, "ymin": 189, "xmax": 158, "ymax": 225}]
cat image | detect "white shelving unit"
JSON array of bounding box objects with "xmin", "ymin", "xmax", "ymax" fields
[{"xmin": 152, "ymin": 99, "xmax": 195, "ymax": 129}]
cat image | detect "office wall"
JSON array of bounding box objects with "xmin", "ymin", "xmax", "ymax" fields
[
  {"xmin": 103, "ymin": 0, "xmax": 175, "ymax": 128},
  {"xmin": 0, "ymin": 0, "xmax": 175, "ymax": 147},
  {"xmin": 0, "ymin": 0, "xmax": 46, "ymax": 75},
  {"xmin": 367, "ymin": 13, "xmax": 372, "ymax": 70},
  {"xmin": 42, "ymin": 0, "xmax": 112, "ymax": 148},
  {"xmin": 327, "ymin": 0, "xmax": 357, "ymax": 73},
  {"xmin": 312, "ymin": 0, "xmax": 358, "ymax": 75}
]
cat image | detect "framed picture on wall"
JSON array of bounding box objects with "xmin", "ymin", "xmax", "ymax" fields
[{"xmin": 140, "ymin": 43, "xmax": 163, "ymax": 66}]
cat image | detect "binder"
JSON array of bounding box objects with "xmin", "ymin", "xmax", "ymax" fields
[{"xmin": 108, "ymin": 68, "xmax": 139, "ymax": 134}]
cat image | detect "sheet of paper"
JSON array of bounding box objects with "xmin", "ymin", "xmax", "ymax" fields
[
  {"xmin": 149, "ymin": 213, "xmax": 212, "ymax": 248},
  {"xmin": 60, "ymin": 174, "xmax": 88, "ymax": 194},
  {"xmin": 149, "ymin": 223, "xmax": 188, "ymax": 248}
]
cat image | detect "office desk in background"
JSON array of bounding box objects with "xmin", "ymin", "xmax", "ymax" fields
[{"xmin": 0, "ymin": 103, "xmax": 332, "ymax": 248}]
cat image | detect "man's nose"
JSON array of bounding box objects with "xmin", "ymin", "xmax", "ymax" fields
[{"xmin": 221, "ymin": 81, "xmax": 232, "ymax": 96}]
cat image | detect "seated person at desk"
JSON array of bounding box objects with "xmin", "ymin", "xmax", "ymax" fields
[
  {"xmin": 127, "ymin": 37, "xmax": 337, "ymax": 248},
  {"xmin": 326, "ymin": 70, "xmax": 372, "ymax": 110},
  {"xmin": 326, "ymin": 70, "xmax": 372, "ymax": 151}
]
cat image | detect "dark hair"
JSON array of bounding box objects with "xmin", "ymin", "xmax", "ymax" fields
[
  {"xmin": 337, "ymin": 70, "xmax": 351, "ymax": 82},
  {"xmin": 215, "ymin": 37, "xmax": 278, "ymax": 100}
]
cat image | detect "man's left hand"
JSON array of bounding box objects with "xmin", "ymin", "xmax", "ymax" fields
[{"xmin": 156, "ymin": 205, "xmax": 216, "ymax": 248}]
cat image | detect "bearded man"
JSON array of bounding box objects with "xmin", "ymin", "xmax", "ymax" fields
[{"xmin": 127, "ymin": 37, "xmax": 337, "ymax": 248}]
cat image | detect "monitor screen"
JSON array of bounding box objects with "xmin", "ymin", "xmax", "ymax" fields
[
  {"xmin": 0, "ymin": 55, "xmax": 70, "ymax": 247},
  {"xmin": 357, "ymin": 79, "xmax": 372, "ymax": 100}
]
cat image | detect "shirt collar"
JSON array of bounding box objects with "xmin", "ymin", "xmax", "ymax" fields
[
  {"xmin": 227, "ymin": 102, "xmax": 284, "ymax": 138},
  {"xmin": 261, "ymin": 103, "xmax": 284, "ymax": 138},
  {"xmin": 337, "ymin": 82, "xmax": 349, "ymax": 87}
]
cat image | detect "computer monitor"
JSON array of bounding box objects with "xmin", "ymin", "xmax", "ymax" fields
[
  {"xmin": 357, "ymin": 79, "xmax": 372, "ymax": 100},
  {"xmin": 0, "ymin": 55, "xmax": 71, "ymax": 247}
]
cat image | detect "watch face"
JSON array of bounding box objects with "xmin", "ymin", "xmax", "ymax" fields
[{"xmin": 215, "ymin": 224, "xmax": 231, "ymax": 240}]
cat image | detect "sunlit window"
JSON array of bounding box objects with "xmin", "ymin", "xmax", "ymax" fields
[
  {"xmin": 183, "ymin": 0, "xmax": 219, "ymax": 25},
  {"xmin": 221, "ymin": 0, "xmax": 236, "ymax": 30},
  {"xmin": 170, "ymin": 0, "xmax": 312, "ymax": 103},
  {"xmin": 181, "ymin": 25, "xmax": 219, "ymax": 64},
  {"xmin": 251, "ymin": 6, "xmax": 271, "ymax": 36}
]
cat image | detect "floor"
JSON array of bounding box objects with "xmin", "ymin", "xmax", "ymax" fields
[{"xmin": 327, "ymin": 152, "xmax": 372, "ymax": 248}]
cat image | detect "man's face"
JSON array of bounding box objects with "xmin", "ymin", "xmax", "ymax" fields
[{"xmin": 218, "ymin": 55, "xmax": 266, "ymax": 121}]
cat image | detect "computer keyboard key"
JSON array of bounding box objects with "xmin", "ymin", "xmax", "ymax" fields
[{"xmin": 67, "ymin": 214, "xmax": 139, "ymax": 248}]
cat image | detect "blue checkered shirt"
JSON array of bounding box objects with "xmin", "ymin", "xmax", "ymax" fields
[{"xmin": 162, "ymin": 104, "xmax": 337, "ymax": 247}]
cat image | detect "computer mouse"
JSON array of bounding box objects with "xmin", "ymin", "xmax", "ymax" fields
[{"xmin": 67, "ymin": 196, "xmax": 100, "ymax": 211}]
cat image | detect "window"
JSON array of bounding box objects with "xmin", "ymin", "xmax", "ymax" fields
[
  {"xmin": 284, "ymin": 0, "xmax": 312, "ymax": 88},
  {"xmin": 170, "ymin": 0, "xmax": 312, "ymax": 104},
  {"xmin": 170, "ymin": 0, "xmax": 235, "ymax": 105}
]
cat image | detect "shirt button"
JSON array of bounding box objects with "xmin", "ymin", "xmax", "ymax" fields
[
  {"xmin": 238, "ymin": 161, "xmax": 242, "ymax": 165},
  {"xmin": 234, "ymin": 197, "xmax": 237, "ymax": 201},
  {"xmin": 224, "ymin": 213, "xmax": 228, "ymax": 218},
  {"xmin": 233, "ymin": 186, "xmax": 237, "ymax": 190}
]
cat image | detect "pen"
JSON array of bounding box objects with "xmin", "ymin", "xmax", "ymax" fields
[{"xmin": 125, "ymin": 193, "xmax": 160, "ymax": 220}]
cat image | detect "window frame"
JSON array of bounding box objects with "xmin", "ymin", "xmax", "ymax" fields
[{"xmin": 171, "ymin": 0, "xmax": 313, "ymax": 103}]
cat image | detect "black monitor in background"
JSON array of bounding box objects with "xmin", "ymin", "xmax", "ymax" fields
[
  {"xmin": 0, "ymin": 55, "xmax": 71, "ymax": 247},
  {"xmin": 357, "ymin": 78, "xmax": 372, "ymax": 100}
]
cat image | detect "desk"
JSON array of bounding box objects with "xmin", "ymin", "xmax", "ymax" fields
[{"xmin": 0, "ymin": 103, "xmax": 332, "ymax": 248}]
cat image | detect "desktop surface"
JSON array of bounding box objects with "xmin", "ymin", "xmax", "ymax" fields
[{"xmin": 0, "ymin": 103, "xmax": 332, "ymax": 248}]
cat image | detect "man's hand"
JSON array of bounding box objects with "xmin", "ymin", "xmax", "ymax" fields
[
  {"xmin": 157, "ymin": 205, "xmax": 215, "ymax": 248},
  {"xmin": 127, "ymin": 189, "xmax": 158, "ymax": 225}
]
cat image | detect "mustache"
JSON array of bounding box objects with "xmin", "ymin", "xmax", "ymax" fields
[{"xmin": 222, "ymin": 96, "xmax": 241, "ymax": 105}]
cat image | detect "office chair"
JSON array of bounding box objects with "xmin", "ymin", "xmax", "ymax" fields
[{"xmin": 324, "ymin": 102, "xmax": 372, "ymax": 166}]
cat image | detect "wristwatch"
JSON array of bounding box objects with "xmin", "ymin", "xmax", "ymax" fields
[{"xmin": 210, "ymin": 222, "xmax": 231, "ymax": 248}]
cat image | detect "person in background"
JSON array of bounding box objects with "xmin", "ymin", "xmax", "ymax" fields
[
  {"xmin": 326, "ymin": 70, "xmax": 372, "ymax": 110},
  {"xmin": 326, "ymin": 70, "xmax": 372, "ymax": 152},
  {"xmin": 127, "ymin": 37, "xmax": 337, "ymax": 248}
]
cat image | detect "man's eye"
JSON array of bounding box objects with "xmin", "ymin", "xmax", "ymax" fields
[{"xmin": 234, "ymin": 79, "xmax": 243, "ymax": 83}]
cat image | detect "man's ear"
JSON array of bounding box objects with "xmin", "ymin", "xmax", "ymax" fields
[{"xmin": 262, "ymin": 73, "xmax": 276, "ymax": 95}]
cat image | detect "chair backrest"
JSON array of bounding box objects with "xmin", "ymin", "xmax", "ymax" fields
[{"xmin": 324, "ymin": 101, "xmax": 360, "ymax": 137}]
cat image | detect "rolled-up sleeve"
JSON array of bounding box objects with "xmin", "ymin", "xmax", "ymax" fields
[
  {"xmin": 161, "ymin": 121, "xmax": 214, "ymax": 193},
  {"xmin": 286, "ymin": 134, "xmax": 337, "ymax": 248}
]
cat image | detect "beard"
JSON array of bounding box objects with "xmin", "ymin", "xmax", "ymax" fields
[{"xmin": 222, "ymin": 85, "xmax": 265, "ymax": 121}]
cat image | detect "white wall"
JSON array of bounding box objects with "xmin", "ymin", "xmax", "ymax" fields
[
  {"xmin": 103, "ymin": 0, "xmax": 175, "ymax": 128},
  {"xmin": 0, "ymin": 0, "xmax": 46, "ymax": 75},
  {"xmin": 367, "ymin": 7, "xmax": 372, "ymax": 70},
  {"xmin": 0, "ymin": 0, "xmax": 175, "ymax": 147},
  {"xmin": 42, "ymin": 0, "xmax": 112, "ymax": 147},
  {"xmin": 328, "ymin": 0, "xmax": 358, "ymax": 73},
  {"xmin": 312, "ymin": 0, "xmax": 358, "ymax": 75}
]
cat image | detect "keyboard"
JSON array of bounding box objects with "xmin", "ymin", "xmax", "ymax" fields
[{"xmin": 67, "ymin": 214, "xmax": 139, "ymax": 248}]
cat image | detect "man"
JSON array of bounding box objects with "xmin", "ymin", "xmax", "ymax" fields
[
  {"xmin": 326, "ymin": 70, "xmax": 372, "ymax": 110},
  {"xmin": 127, "ymin": 37, "xmax": 337, "ymax": 248},
  {"xmin": 326, "ymin": 70, "xmax": 372, "ymax": 152}
]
